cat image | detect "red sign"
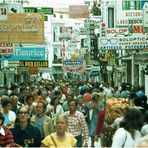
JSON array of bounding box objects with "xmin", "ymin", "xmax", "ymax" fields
[
  {"xmin": 0, "ymin": 43, "xmax": 13, "ymax": 55},
  {"xmin": 133, "ymin": 25, "xmax": 144, "ymax": 33},
  {"xmin": 28, "ymin": 66, "xmax": 39, "ymax": 75},
  {"xmin": 62, "ymin": 40, "xmax": 66, "ymax": 62}
]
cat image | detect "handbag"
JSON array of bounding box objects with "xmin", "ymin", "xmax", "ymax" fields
[
  {"xmin": 50, "ymin": 135, "xmax": 57, "ymax": 148},
  {"xmin": 122, "ymin": 132, "xmax": 127, "ymax": 148}
]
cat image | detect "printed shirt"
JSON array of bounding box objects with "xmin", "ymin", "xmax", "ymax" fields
[
  {"xmin": 0, "ymin": 127, "xmax": 15, "ymax": 147},
  {"xmin": 65, "ymin": 110, "xmax": 89, "ymax": 144}
]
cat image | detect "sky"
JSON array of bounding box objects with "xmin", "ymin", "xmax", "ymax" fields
[{"xmin": 28, "ymin": 0, "xmax": 86, "ymax": 6}]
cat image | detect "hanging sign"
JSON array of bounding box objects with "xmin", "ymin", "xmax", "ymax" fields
[{"xmin": 63, "ymin": 60, "xmax": 84, "ymax": 73}]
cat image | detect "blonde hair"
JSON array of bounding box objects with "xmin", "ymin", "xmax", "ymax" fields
[{"xmin": 56, "ymin": 114, "xmax": 68, "ymax": 124}]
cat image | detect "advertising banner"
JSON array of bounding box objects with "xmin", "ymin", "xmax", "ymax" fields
[
  {"xmin": 19, "ymin": 61, "xmax": 48, "ymax": 67},
  {"xmin": 0, "ymin": 46, "xmax": 46, "ymax": 61},
  {"xmin": 116, "ymin": 10, "xmax": 143, "ymax": 26},
  {"xmin": 98, "ymin": 36, "xmax": 148, "ymax": 50},
  {"xmin": 69, "ymin": 5, "xmax": 89, "ymax": 18},
  {"xmin": 0, "ymin": 13, "xmax": 44, "ymax": 43},
  {"xmin": 0, "ymin": 43, "xmax": 13, "ymax": 55},
  {"xmin": 143, "ymin": 3, "xmax": 148, "ymax": 27},
  {"xmin": 63, "ymin": 60, "xmax": 84, "ymax": 73}
]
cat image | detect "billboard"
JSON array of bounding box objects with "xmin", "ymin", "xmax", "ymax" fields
[
  {"xmin": 98, "ymin": 36, "xmax": 148, "ymax": 50},
  {"xmin": 116, "ymin": 10, "xmax": 143, "ymax": 26},
  {"xmin": 0, "ymin": 46, "xmax": 46, "ymax": 61},
  {"xmin": 63, "ymin": 60, "xmax": 84, "ymax": 73},
  {"xmin": 143, "ymin": 2, "xmax": 148, "ymax": 27},
  {"xmin": 19, "ymin": 61, "xmax": 48, "ymax": 67},
  {"xmin": 0, "ymin": 13, "xmax": 44, "ymax": 43},
  {"xmin": 69, "ymin": 5, "xmax": 89, "ymax": 18}
]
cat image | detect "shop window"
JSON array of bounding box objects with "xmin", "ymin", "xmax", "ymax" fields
[
  {"xmin": 122, "ymin": 0, "xmax": 143, "ymax": 10},
  {"xmin": 108, "ymin": 7, "xmax": 114, "ymax": 28}
]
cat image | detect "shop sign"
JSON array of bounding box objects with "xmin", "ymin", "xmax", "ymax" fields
[
  {"xmin": 0, "ymin": 13, "xmax": 44, "ymax": 43},
  {"xmin": 28, "ymin": 66, "xmax": 39, "ymax": 75},
  {"xmin": 0, "ymin": 6, "xmax": 7, "ymax": 20},
  {"xmin": 98, "ymin": 36, "xmax": 148, "ymax": 50},
  {"xmin": 19, "ymin": 61, "xmax": 48, "ymax": 67},
  {"xmin": 143, "ymin": 2, "xmax": 148, "ymax": 27},
  {"xmin": 63, "ymin": 60, "xmax": 84, "ymax": 73},
  {"xmin": 106, "ymin": 28, "xmax": 128, "ymax": 36},
  {"xmin": 24, "ymin": 7, "xmax": 38, "ymax": 13},
  {"xmin": 69, "ymin": 5, "xmax": 89, "ymax": 18},
  {"xmin": 132, "ymin": 25, "xmax": 144, "ymax": 33},
  {"xmin": 0, "ymin": 46, "xmax": 46, "ymax": 61},
  {"xmin": 38, "ymin": 8, "xmax": 53, "ymax": 15},
  {"xmin": 134, "ymin": 53, "xmax": 148, "ymax": 64},
  {"xmin": 116, "ymin": 10, "xmax": 143, "ymax": 26},
  {"xmin": 0, "ymin": 43, "xmax": 13, "ymax": 55},
  {"xmin": 128, "ymin": 18, "xmax": 143, "ymax": 25}
]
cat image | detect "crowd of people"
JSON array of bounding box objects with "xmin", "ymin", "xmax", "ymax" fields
[{"xmin": 0, "ymin": 78, "xmax": 148, "ymax": 147}]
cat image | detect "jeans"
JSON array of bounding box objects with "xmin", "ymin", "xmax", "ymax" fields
[{"xmin": 75, "ymin": 134, "xmax": 82, "ymax": 147}]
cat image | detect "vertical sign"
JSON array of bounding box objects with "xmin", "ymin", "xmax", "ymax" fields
[
  {"xmin": 143, "ymin": 2, "xmax": 148, "ymax": 27},
  {"xmin": 62, "ymin": 40, "xmax": 66, "ymax": 62}
]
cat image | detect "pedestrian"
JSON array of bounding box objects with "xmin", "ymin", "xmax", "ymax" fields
[
  {"xmin": 111, "ymin": 107, "xmax": 143, "ymax": 148},
  {"xmin": 30, "ymin": 100, "xmax": 54, "ymax": 139},
  {"xmin": 136, "ymin": 135, "xmax": 148, "ymax": 148},
  {"xmin": 87, "ymin": 92, "xmax": 104, "ymax": 147},
  {"xmin": 65, "ymin": 99, "xmax": 89, "ymax": 147},
  {"xmin": 1, "ymin": 97, "xmax": 16, "ymax": 128},
  {"xmin": 46, "ymin": 96, "xmax": 64, "ymax": 126},
  {"xmin": 11, "ymin": 106, "xmax": 41, "ymax": 147},
  {"xmin": 0, "ymin": 112, "xmax": 15, "ymax": 147},
  {"xmin": 41, "ymin": 114, "xmax": 77, "ymax": 147}
]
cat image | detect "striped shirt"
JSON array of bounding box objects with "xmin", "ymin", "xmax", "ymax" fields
[
  {"xmin": 0, "ymin": 128, "xmax": 15, "ymax": 147},
  {"xmin": 65, "ymin": 110, "xmax": 89, "ymax": 145}
]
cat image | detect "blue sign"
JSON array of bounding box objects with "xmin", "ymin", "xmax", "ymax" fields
[{"xmin": 0, "ymin": 46, "xmax": 46, "ymax": 61}]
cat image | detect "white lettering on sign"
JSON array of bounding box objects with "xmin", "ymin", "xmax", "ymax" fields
[
  {"xmin": 0, "ymin": 14, "xmax": 42, "ymax": 32},
  {"xmin": 14, "ymin": 48, "xmax": 45, "ymax": 57},
  {"xmin": 0, "ymin": 43, "xmax": 13, "ymax": 54}
]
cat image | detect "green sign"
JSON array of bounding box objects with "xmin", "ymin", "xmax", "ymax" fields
[
  {"xmin": 44, "ymin": 15, "xmax": 48, "ymax": 21},
  {"xmin": 24, "ymin": 7, "xmax": 38, "ymax": 13},
  {"xmin": 39, "ymin": 8, "xmax": 53, "ymax": 15}
]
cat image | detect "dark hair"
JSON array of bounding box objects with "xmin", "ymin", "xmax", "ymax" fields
[
  {"xmin": 66, "ymin": 93, "xmax": 73, "ymax": 100},
  {"xmin": 37, "ymin": 100, "xmax": 47, "ymax": 110},
  {"xmin": 120, "ymin": 107, "xmax": 143, "ymax": 130},
  {"xmin": 25, "ymin": 94, "xmax": 34, "ymax": 103},
  {"xmin": 1, "ymin": 98, "xmax": 12, "ymax": 108},
  {"xmin": 0, "ymin": 112, "xmax": 5, "ymax": 126},
  {"xmin": 50, "ymin": 96, "xmax": 59, "ymax": 106},
  {"xmin": 68, "ymin": 99, "xmax": 77, "ymax": 106},
  {"xmin": 15, "ymin": 106, "xmax": 30, "ymax": 126}
]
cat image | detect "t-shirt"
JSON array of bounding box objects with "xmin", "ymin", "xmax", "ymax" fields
[
  {"xmin": 41, "ymin": 132, "xmax": 77, "ymax": 148},
  {"xmin": 111, "ymin": 128, "xmax": 141, "ymax": 148}
]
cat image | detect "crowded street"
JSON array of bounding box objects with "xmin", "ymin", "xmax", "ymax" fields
[{"xmin": 0, "ymin": 0, "xmax": 148, "ymax": 147}]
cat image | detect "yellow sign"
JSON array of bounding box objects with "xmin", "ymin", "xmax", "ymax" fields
[
  {"xmin": 19, "ymin": 61, "xmax": 48, "ymax": 67},
  {"xmin": 0, "ymin": 13, "xmax": 44, "ymax": 43}
]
